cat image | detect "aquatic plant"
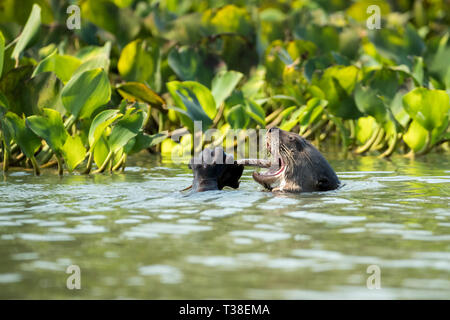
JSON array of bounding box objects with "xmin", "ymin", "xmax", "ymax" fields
[{"xmin": 0, "ymin": 1, "xmax": 449, "ymax": 175}]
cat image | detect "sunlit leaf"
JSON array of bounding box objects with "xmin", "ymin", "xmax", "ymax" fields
[
  {"xmin": 89, "ymin": 109, "xmax": 122, "ymax": 147},
  {"xmin": 93, "ymin": 134, "xmax": 110, "ymax": 168},
  {"xmin": 117, "ymin": 82, "xmax": 165, "ymax": 109},
  {"xmin": 317, "ymin": 65, "xmax": 362, "ymax": 119},
  {"xmin": 32, "ymin": 50, "xmax": 82, "ymax": 83},
  {"xmin": 108, "ymin": 108, "xmax": 144, "ymax": 153},
  {"xmin": 211, "ymin": 70, "xmax": 243, "ymax": 109},
  {"xmin": 403, "ymin": 120, "xmax": 428, "ymax": 152},
  {"xmin": 167, "ymin": 81, "xmax": 215, "ymax": 130},
  {"xmin": 26, "ymin": 108, "xmax": 67, "ymax": 153},
  {"xmin": 402, "ymin": 88, "xmax": 450, "ymax": 132},
  {"xmin": 11, "ymin": 4, "xmax": 41, "ymax": 61},
  {"xmin": 4, "ymin": 112, "xmax": 41, "ymax": 159},
  {"xmin": 61, "ymin": 135, "xmax": 87, "ymax": 171},
  {"xmin": 118, "ymin": 39, "xmax": 160, "ymax": 91},
  {"xmin": 61, "ymin": 68, "xmax": 111, "ymax": 119}
]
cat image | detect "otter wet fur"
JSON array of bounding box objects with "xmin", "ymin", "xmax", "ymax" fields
[
  {"xmin": 252, "ymin": 127, "xmax": 340, "ymax": 192},
  {"xmin": 188, "ymin": 128, "xmax": 340, "ymax": 193}
]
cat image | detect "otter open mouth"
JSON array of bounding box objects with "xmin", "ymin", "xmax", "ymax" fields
[{"xmin": 251, "ymin": 140, "xmax": 286, "ymax": 188}]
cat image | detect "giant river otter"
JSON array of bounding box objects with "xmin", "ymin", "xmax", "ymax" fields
[{"xmin": 188, "ymin": 128, "xmax": 340, "ymax": 193}]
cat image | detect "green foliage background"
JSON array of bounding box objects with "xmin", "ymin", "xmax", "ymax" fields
[{"xmin": 0, "ymin": 0, "xmax": 449, "ymax": 175}]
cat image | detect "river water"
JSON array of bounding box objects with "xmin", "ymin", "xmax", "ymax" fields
[{"xmin": 0, "ymin": 152, "xmax": 449, "ymax": 299}]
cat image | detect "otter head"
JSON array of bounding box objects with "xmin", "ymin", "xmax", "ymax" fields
[{"xmin": 252, "ymin": 127, "xmax": 340, "ymax": 192}]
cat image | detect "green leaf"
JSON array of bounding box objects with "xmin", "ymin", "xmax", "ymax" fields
[
  {"xmin": 211, "ymin": 70, "xmax": 243, "ymax": 109},
  {"xmin": 298, "ymin": 98, "xmax": 327, "ymax": 126},
  {"xmin": 316, "ymin": 65, "xmax": 362, "ymax": 119},
  {"xmin": 11, "ymin": 4, "xmax": 41, "ymax": 62},
  {"xmin": 356, "ymin": 116, "xmax": 377, "ymax": 144},
  {"xmin": 32, "ymin": 50, "xmax": 82, "ymax": 83},
  {"xmin": 167, "ymin": 81, "xmax": 215, "ymax": 130},
  {"xmin": 403, "ymin": 120, "xmax": 428, "ymax": 152},
  {"xmin": 61, "ymin": 135, "xmax": 87, "ymax": 172},
  {"xmin": 25, "ymin": 72, "xmax": 65, "ymax": 115},
  {"xmin": 26, "ymin": 108, "xmax": 67, "ymax": 153},
  {"xmin": 347, "ymin": 0, "xmax": 390, "ymax": 22},
  {"xmin": 118, "ymin": 39, "xmax": 161, "ymax": 91},
  {"xmin": 108, "ymin": 108, "xmax": 144, "ymax": 153},
  {"xmin": 0, "ymin": 65, "xmax": 34, "ymax": 116},
  {"xmin": 168, "ymin": 46, "xmax": 213, "ymax": 86},
  {"xmin": 205, "ymin": 5, "xmax": 253, "ymax": 37},
  {"xmin": 124, "ymin": 132, "xmax": 168, "ymax": 155},
  {"xmin": 245, "ymin": 100, "xmax": 265, "ymax": 127},
  {"xmin": 0, "ymin": 31, "xmax": 4, "ymax": 78},
  {"xmin": 116, "ymin": 82, "xmax": 165, "ymax": 109},
  {"xmin": 402, "ymin": 88, "xmax": 450, "ymax": 132},
  {"xmin": 93, "ymin": 134, "xmax": 110, "ymax": 168},
  {"xmin": 61, "ymin": 68, "xmax": 111, "ymax": 119},
  {"xmin": 226, "ymin": 104, "xmax": 249, "ymax": 129},
  {"xmin": 4, "ymin": 112, "xmax": 41, "ymax": 159},
  {"xmin": 89, "ymin": 109, "xmax": 122, "ymax": 147}
]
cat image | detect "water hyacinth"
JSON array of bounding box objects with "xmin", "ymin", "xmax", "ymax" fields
[{"xmin": 0, "ymin": 1, "xmax": 449, "ymax": 175}]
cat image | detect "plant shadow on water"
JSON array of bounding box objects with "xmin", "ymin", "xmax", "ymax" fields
[{"xmin": 0, "ymin": 152, "xmax": 449, "ymax": 299}]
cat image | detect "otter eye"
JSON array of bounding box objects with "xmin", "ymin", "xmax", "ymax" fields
[{"xmin": 288, "ymin": 136, "xmax": 295, "ymax": 141}]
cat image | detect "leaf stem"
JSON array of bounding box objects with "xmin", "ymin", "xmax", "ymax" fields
[
  {"xmin": 29, "ymin": 156, "xmax": 40, "ymax": 176},
  {"xmin": 93, "ymin": 150, "xmax": 113, "ymax": 174}
]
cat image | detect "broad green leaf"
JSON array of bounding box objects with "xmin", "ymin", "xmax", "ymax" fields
[
  {"xmin": 0, "ymin": 65, "xmax": 34, "ymax": 116},
  {"xmin": 26, "ymin": 108, "xmax": 67, "ymax": 153},
  {"xmin": 93, "ymin": 134, "xmax": 110, "ymax": 168},
  {"xmin": 108, "ymin": 108, "xmax": 144, "ymax": 153},
  {"xmin": 356, "ymin": 116, "xmax": 377, "ymax": 144},
  {"xmin": 81, "ymin": 0, "xmax": 119, "ymax": 35},
  {"xmin": 403, "ymin": 120, "xmax": 428, "ymax": 152},
  {"xmin": 4, "ymin": 112, "xmax": 41, "ymax": 159},
  {"xmin": 32, "ymin": 51, "xmax": 82, "ymax": 83},
  {"xmin": 118, "ymin": 39, "xmax": 160, "ymax": 91},
  {"xmin": 204, "ymin": 5, "xmax": 253, "ymax": 38},
  {"xmin": 369, "ymin": 24, "xmax": 425, "ymax": 67},
  {"xmin": 61, "ymin": 135, "xmax": 87, "ymax": 172},
  {"xmin": 89, "ymin": 109, "xmax": 122, "ymax": 147},
  {"xmin": 316, "ymin": 65, "xmax": 362, "ymax": 119},
  {"xmin": 294, "ymin": 25, "xmax": 339, "ymax": 53},
  {"xmin": 299, "ymin": 98, "xmax": 327, "ymax": 126},
  {"xmin": 124, "ymin": 132, "xmax": 168, "ymax": 155},
  {"xmin": 211, "ymin": 70, "xmax": 243, "ymax": 109},
  {"xmin": 402, "ymin": 88, "xmax": 450, "ymax": 131},
  {"xmin": 61, "ymin": 68, "xmax": 111, "ymax": 119},
  {"xmin": 167, "ymin": 81, "xmax": 215, "ymax": 128},
  {"xmin": 226, "ymin": 104, "xmax": 249, "ymax": 129},
  {"xmin": 76, "ymin": 42, "xmax": 111, "ymax": 62},
  {"xmin": 245, "ymin": 100, "xmax": 265, "ymax": 127},
  {"xmin": 168, "ymin": 46, "xmax": 213, "ymax": 86},
  {"xmin": 73, "ymin": 42, "xmax": 111, "ymax": 77},
  {"xmin": 116, "ymin": 82, "xmax": 165, "ymax": 109},
  {"xmin": 347, "ymin": 0, "xmax": 390, "ymax": 22},
  {"xmin": 25, "ymin": 72, "xmax": 65, "ymax": 115},
  {"xmin": 11, "ymin": 4, "xmax": 41, "ymax": 61},
  {"xmin": 0, "ymin": 31, "xmax": 4, "ymax": 78},
  {"xmin": 355, "ymin": 83, "xmax": 387, "ymax": 124}
]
